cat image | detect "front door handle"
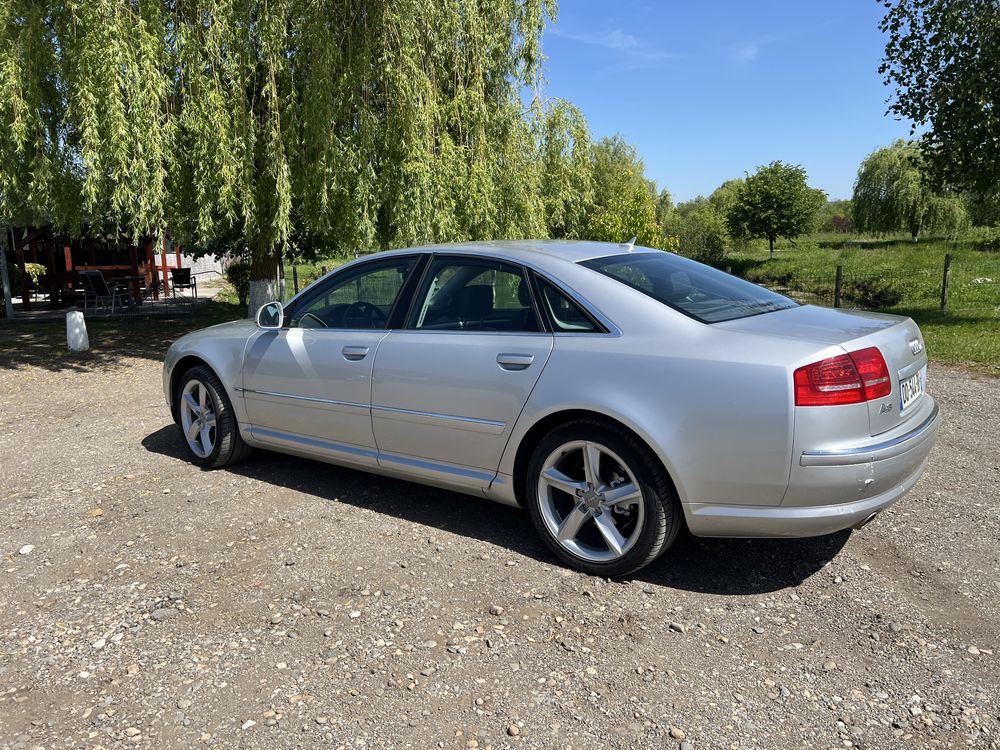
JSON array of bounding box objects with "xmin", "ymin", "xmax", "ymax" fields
[
  {"xmin": 497, "ymin": 353, "xmax": 534, "ymax": 371},
  {"xmin": 342, "ymin": 345, "xmax": 370, "ymax": 361}
]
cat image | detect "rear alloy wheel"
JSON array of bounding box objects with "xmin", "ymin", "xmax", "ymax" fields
[
  {"xmin": 175, "ymin": 366, "xmax": 250, "ymax": 469},
  {"xmin": 526, "ymin": 420, "xmax": 681, "ymax": 576}
]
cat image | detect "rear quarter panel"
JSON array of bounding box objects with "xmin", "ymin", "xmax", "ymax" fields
[{"xmin": 502, "ymin": 317, "xmax": 824, "ymax": 507}]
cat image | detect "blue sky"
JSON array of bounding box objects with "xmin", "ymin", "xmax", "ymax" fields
[{"xmin": 541, "ymin": 1, "xmax": 915, "ymax": 202}]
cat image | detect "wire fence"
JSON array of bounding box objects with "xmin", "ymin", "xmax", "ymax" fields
[{"xmin": 728, "ymin": 254, "xmax": 1000, "ymax": 314}]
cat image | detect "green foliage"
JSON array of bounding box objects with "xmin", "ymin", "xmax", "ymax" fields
[
  {"xmin": 589, "ymin": 136, "xmax": 653, "ymax": 212},
  {"xmin": 708, "ymin": 179, "xmax": 744, "ymax": 218},
  {"xmin": 654, "ymin": 189, "xmax": 674, "ymax": 226},
  {"xmin": 853, "ymin": 141, "xmax": 968, "ymax": 240},
  {"xmin": 537, "ymin": 100, "xmax": 595, "ymax": 239},
  {"xmin": 816, "ymin": 200, "xmax": 855, "ymax": 233},
  {"xmin": 726, "ymin": 162, "xmax": 826, "ymax": 255},
  {"xmin": 583, "ymin": 135, "xmax": 662, "ymax": 247},
  {"xmin": 224, "ymin": 260, "xmax": 251, "ymax": 308},
  {"xmin": 880, "ymin": 0, "xmax": 1000, "ymax": 195},
  {"xmin": 963, "ymin": 191, "xmax": 1000, "ymax": 228},
  {"xmin": 0, "ymin": 0, "xmax": 556, "ymax": 282},
  {"xmin": 663, "ymin": 203, "xmax": 728, "ymax": 265},
  {"xmin": 586, "ymin": 187, "xmax": 663, "ymax": 249},
  {"xmin": 3, "ymin": 261, "xmax": 44, "ymax": 295}
]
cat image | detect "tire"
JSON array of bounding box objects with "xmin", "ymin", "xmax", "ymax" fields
[
  {"xmin": 174, "ymin": 365, "xmax": 251, "ymax": 469},
  {"xmin": 525, "ymin": 419, "xmax": 682, "ymax": 577}
]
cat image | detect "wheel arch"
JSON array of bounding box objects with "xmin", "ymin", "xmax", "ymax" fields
[
  {"xmin": 169, "ymin": 355, "xmax": 215, "ymax": 420},
  {"xmin": 509, "ymin": 407, "xmax": 685, "ymax": 510}
]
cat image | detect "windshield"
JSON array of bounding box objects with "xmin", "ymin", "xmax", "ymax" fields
[{"xmin": 582, "ymin": 252, "xmax": 798, "ymax": 324}]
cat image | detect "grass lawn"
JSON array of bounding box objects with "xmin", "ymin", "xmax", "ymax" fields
[{"xmin": 727, "ymin": 233, "xmax": 1000, "ymax": 375}]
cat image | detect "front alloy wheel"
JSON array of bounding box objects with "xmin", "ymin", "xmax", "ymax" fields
[
  {"xmin": 175, "ymin": 365, "xmax": 250, "ymax": 469},
  {"xmin": 179, "ymin": 379, "xmax": 218, "ymax": 459}
]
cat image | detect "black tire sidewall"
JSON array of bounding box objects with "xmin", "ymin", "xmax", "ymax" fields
[
  {"xmin": 525, "ymin": 421, "xmax": 676, "ymax": 577},
  {"xmin": 176, "ymin": 366, "xmax": 239, "ymax": 469}
]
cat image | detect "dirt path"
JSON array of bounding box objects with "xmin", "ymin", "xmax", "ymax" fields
[{"xmin": 1, "ymin": 330, "xmax": 997, "ymax": 749}]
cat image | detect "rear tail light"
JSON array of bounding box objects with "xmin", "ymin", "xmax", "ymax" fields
[{"xmin": 794, "ymin": 346, "xmax": 891, "ymax": 406}]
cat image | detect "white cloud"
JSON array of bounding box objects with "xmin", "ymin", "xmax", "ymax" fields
[
  {"xmin": 548, "ymin": 25, "xmax": 676, "ymax": 69},
  {"xmin": 732, "ymin": 41, "xmax": 760, "ymax": 64}
]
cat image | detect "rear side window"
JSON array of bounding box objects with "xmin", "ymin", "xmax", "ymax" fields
[
  {"xmin": 410, "ymin": 258, "xmax": 540, "ymax": 332},
  {"xmin": 582, "ymin": 252, "xmax": 798, "ymax": 323},
  {"xmin": 537, "ymin": 280, "xmax": 601, "ymax": 333}
]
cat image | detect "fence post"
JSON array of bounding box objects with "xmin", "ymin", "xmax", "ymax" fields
[
  {"xmin": 940, "ymin": 253, "xmax": 952, "ymax": 311},
  {"xmin": 321, "ymin": 265, "xmax": 327, "ymax": 276},
  {"xmin": 292, "ymin": 265, "xmax": 299, "ymax": 294},
  {"xmin": 724, "ymin": 266, "xmax": 731, "ymax": 274},
  {"xmin": 834, "ymin": 265, "xmax": 843, "ymax": 308}
]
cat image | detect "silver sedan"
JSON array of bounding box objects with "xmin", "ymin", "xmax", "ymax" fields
[{"xmin": 162, "ymin": 241, "xmax": 939, "ymax": 575}]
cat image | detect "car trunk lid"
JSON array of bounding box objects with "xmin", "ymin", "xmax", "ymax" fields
[{"xmin": 716, "ymin": 304, "xmax": 929, "ymax": 436}]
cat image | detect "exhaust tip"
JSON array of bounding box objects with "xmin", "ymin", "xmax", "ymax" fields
[{"xmin": 853, "ymin": 511, "xmax": 879, "ymax": 530}]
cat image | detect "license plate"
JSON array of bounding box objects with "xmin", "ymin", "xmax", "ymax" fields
[{"xmin": 899, "ymin": 367, "xmax": 926, "ymax": 412}]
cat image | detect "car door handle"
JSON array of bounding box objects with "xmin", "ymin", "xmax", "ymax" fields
[
  {"xmin": 497, "ymin": 353, "xmax": 534, "ymax": 371},
  {"xmin": 342, "ymin": 345, "xmax": 370, "ymax": 361}
]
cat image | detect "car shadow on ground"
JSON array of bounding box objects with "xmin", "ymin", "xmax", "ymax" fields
[{"xmin": 143, "ymin": 424, "xmax": 850, "ymax": 596}]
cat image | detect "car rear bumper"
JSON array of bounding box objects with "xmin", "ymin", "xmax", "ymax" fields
[{"xmin": 685, "ymin": 397, "xmax": 939, "ymax": 538}]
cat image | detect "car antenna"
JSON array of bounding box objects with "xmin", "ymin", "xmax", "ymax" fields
[{"xmin": 620, "ymin": 236, "xmax": 637, "ymax": 252}]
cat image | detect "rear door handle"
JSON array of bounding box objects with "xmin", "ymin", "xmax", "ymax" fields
[
  {"xmin": 342, "ymin": 345, "xmax": 370, "ymax": 361},
  {"xmin": 497, "ymin": 353, "xmax": 534, "ymax": 371}
]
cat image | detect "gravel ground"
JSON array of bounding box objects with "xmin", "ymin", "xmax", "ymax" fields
[{"xmin": 1, "ymin": 325, "xmax": 998, "ymax": 750}]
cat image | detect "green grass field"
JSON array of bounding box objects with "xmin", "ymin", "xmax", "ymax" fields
[{"xmin": 727, "ymin": 232, "xmax": 1000, "ymax": 374}]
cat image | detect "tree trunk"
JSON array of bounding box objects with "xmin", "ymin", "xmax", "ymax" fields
[
  {"xmin": 247, "ymin": 239, "xmax": 279, "ymax": 319},
  {"xmin": 768, "ymin": 235, "xmax": 775, "ymax": 257},
  {"xmin": 0, "ymin": 228, "xmax": 13, "ymax": 319}
]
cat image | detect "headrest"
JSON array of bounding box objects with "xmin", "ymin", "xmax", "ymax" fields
[{"xmin": 450, "ymin": 285, "xmax": 493, "ymax": 322}]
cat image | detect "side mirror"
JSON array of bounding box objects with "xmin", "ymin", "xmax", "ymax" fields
[{"xmin": 256, "ymin": 301, "xmax": 284, "ymax": 329}]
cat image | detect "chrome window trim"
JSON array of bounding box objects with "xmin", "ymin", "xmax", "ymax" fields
[
  {"xmin": 799, "ymin": 402, "xmax": 939, "ymax": 467},
  {"xmin": 386, "ymin": 329, "xmax": 552, "ymax": 338}
]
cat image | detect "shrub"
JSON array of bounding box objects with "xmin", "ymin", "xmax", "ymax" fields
[
  {"xmin": 664, "ymin": 204, "xmax": 727, "ymax": 265},
  {"xmin": 3, "ymin": 262, "xmax": 45, "ymax": 295},
  {"xmin": 843, "ymin": 278, "xmax": 903, "ymax": 309},
  {"xmin": 225, "ymin": 259, "xmax": 251, "ymax": 306}
]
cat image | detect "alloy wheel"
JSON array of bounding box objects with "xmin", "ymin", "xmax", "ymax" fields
[
  {"xmin": 179, "ymin": 379, "xmax": 217, "ymax": 459},
  {"xmin": 537, "ymin": 440, "xmax": 645, "ymax": 563}
]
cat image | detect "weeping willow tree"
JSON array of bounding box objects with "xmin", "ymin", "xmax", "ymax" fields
[
  {"xmin": 852, "ymin": 140, "xmax": 967, "ymax": 241},
  {"xmin": 0, "ymin": 0, "xmax": 555, "ymax": 313}
]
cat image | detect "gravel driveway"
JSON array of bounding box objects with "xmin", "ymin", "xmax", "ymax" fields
[{"xmin": 1, "ymin": 323, "xmax": 998, "ymax": 749}]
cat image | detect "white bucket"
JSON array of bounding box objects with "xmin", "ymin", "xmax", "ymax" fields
[{"xmin": 66, "ymin": 310, "xmax": 89, "ymax": 352}]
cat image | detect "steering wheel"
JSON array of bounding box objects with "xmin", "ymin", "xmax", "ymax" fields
[{"xmin": 343, "ymin": 300, "xmax": 387, "ymax": 329}]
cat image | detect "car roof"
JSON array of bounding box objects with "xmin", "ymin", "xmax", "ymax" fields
[{"xmin": 374, "ymin": 239, "xmax": 657, "ymax": 266}]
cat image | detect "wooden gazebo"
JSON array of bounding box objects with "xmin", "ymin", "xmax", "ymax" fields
[{"xmin": 6, "ymin": 227, "xmax": 187, "ymax": 311}]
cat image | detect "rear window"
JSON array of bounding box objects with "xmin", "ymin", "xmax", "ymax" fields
[{"xmin": 582, "ymin": 252, "xmax": 798, "ymax": 323}]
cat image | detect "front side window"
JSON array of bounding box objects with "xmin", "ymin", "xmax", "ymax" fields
[
  {"xmin": 582, "ymin": 252, "xmax": 798, "ymax": 324},
  {"xmin": 410, "ymin": 258, "xmax": 539, "ymax": 332},
  {"xmin": 288, "ymin": 257, "xmax": 416, "ymax": 329}
]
